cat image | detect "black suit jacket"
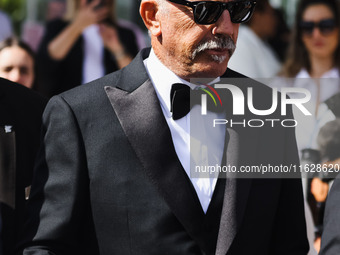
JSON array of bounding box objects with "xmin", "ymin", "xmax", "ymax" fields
[
  {"xmin": 319, "ymin": 176, "xmax": 340, "ymax": 255},
  {"xmin": 36, "ymin": 19, "xmax": 139, "ymax": 98},
  {"xmin": 0, "ymin": 78, "xmax": 47, "ymax": 254},
  {"xmin": 18, "ymin": 48, "xmax": 308, "ymax": 255}
]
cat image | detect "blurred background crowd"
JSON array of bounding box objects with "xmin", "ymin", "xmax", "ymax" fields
[
  {"xmin": 1, "ymin": 0, "xmax": 340, "ymax": 254},
  {"xmin": 0, "ymin": 0, "xmax": 324, "ymax": 93},
  {"xmin": 0, "ymin": 0, "xmax": 327, "ymax": 92}
]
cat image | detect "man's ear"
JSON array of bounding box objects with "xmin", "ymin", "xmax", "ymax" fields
[{"xmin": 140, "ymin": 0, "xmax": 162, "ymax": 37}]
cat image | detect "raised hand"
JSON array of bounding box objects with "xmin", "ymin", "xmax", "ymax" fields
[
  {"xmin": 73, "ymin": 0, "xmax": 110, "ymax": 31},
  {"xmin": 99, "ymin": 23, "xmax": 132, "ymax": 68}
]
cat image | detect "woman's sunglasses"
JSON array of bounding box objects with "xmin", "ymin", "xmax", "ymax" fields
[
  {"xmin": 167, "ymin": 0, "xmax": 257, "ymax": 25},
  {"xmin": 300, "ymin": 19, "xmax": 337, "ymax": 36}
]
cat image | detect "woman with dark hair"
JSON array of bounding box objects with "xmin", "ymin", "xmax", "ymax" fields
[
  {"xmin": 37, "ymin": 0, "xmax": 139, "ymax": 98},
  {"xmin": 282, "ymin": 0, "xmax": 340, "ymax": 79},
  {"xmin": 280, "ymin": 0, "xmax": 340, "ymax": 153},
  {"xmin": 0, "ymin": 37, "xmax": 36, "ymax": 89}
]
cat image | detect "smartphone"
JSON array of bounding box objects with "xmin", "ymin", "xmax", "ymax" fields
[
  {"xmin": 87, "ymin": 0, "xmax": 114, "ymax": 25},
  {"xmin": 87, "ymin": 0, "xmax": 105, "ymax": 10}
]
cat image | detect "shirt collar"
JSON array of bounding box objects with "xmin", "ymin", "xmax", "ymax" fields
[
  {"xmin": 296, "ymin": 68, "xmax": 340, "ymax": 78},
  {"xmin": 144, "ymin": 49, "xmax": 220, "ymax": 118}
]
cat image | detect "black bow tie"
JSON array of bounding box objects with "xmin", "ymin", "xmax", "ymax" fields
[
  {"xmin": 170, "ymin": 83, "xmax": 226, "ymax": 120},
  {"xmin": 170, "ymin": 83, "xmax": 191, "ymax": 120}
]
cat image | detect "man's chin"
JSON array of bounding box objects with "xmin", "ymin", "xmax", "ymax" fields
[
  {"xmin": 186, "ymin": 52, "xmax": 230, "ymax": 77},
  {"xmin": 206, "ymin": 55, "xmax": 229, "ymax": 74},
  {"xmin": 211, "ymin": 55, "xmax": 227, "ymax": 64},
  {"xmin": 192, "ymin": 61, "xmax": 229, "ymax": 78}
]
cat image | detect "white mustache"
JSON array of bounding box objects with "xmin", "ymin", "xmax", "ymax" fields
[{"xmin": 192, "ymin": 37, "xmax": 236, "ymax": 60}]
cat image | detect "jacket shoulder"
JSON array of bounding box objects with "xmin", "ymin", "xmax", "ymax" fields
[{"xmin": 0, "ymin": 78, "xmax": 48, "ymax": 110}]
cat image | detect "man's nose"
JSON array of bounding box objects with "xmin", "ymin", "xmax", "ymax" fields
[{"xmin": 211, "ymin": 9, "xmax": 236, "ymax": 36}]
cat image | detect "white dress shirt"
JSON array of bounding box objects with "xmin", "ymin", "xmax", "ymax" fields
[
  {"xmin": 82, "ymin": 24, "xmax": 105, "ymax": 84},
  {"xmin": 144, "ymin": 49, "xmax": 225, "ymax": 213},
  {"xmin": 294, "ymin": 69, "xmax": 339, "ymax": 255},
  {"xmin": 293, "ymin": 68, "xmax": 340, "ymax": 151}
]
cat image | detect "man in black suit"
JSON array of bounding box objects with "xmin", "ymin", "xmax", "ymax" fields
[
  {"xmin": 0, "ymin": 78, "xmax": 47, "ymax": 254},
  {"xmin": 320, "ymin": 175, "xmax": 340, "ymax": 255},
  {"xmin": 18, "ymin": 0, "xmax": 308, "ymax": 254}
]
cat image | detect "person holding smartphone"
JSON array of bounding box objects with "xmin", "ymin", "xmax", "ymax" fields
[{"xmin": 36, "ymin": 0, "xmax": 139, "ymax": 98}]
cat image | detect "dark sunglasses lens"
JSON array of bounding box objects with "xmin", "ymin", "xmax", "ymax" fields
[
  {"xmin": 229, "ymin": 1, "xmax": 255, "ymax": 23},
  {"xmin": 301, "ymin": 19, "xmax": 337, "ymax": 35},
  {"xmin": 319, "ymin": 19, "xmax": 336, "ymax": 34},
  {"xmin": 300, "ymin": 22, "xmax": 314, "ymax": 35},
  {"xmin": 194, "ymin": 1, "xmax": 255, "ymax": 25},
  {"xmin": 195, "ymin": 2, "xmax": 222, "ymax": 24}
]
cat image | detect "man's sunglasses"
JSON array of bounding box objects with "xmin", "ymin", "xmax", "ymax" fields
[
  {"xmin": 167, "ymin": 0, "xmax": 257, "ymax": 25},
  {"xmin": 300, "ymin": 19, "xmax": 337, "ymax": 36}
]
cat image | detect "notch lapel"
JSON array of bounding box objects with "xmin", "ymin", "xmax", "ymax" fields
[
  {"xmin": 215, "ymin": 117, "xmax": 260, "ymax": 255},
  {"xmin": 105, "ymin": 79, "xmax": 209, "ymax": 251}
]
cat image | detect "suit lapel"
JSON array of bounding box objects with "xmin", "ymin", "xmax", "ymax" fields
[
  {"xmin": 216, "ymin": 122, "xmax": 259, "ymax": 255},
  {"xmin": 105, "ymin": 67, "xmax": 208, "ymax": 251},
  {"xmin": 215, "ymin": 73, "xmax": 261, "ymax": 254}
]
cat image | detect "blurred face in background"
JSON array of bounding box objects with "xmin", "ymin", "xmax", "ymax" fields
[
  {"xmin": 301, "ymin": 4, "xmax": 339, "ymax": 60},
  {"xmin": 262, "ymin": 3, "xmax": 277, "ymax": 38},
  {"xmin": 65, "ymin": 0, "xmax": 115, "ymax": 21},
  {"xmin": 0, "ymin": 45, "xmax": 35, "ymax": 89},
  {"xmin": 85, "ymin": 0, "xmax": 111, "ymax": 8},
  {"xmin": 252, "ymin": 2, "xmax": 277, "ymax": 39},
  {"xmin": 75, "ymin": 0, "xmax": 113, "ymax": 11}
]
